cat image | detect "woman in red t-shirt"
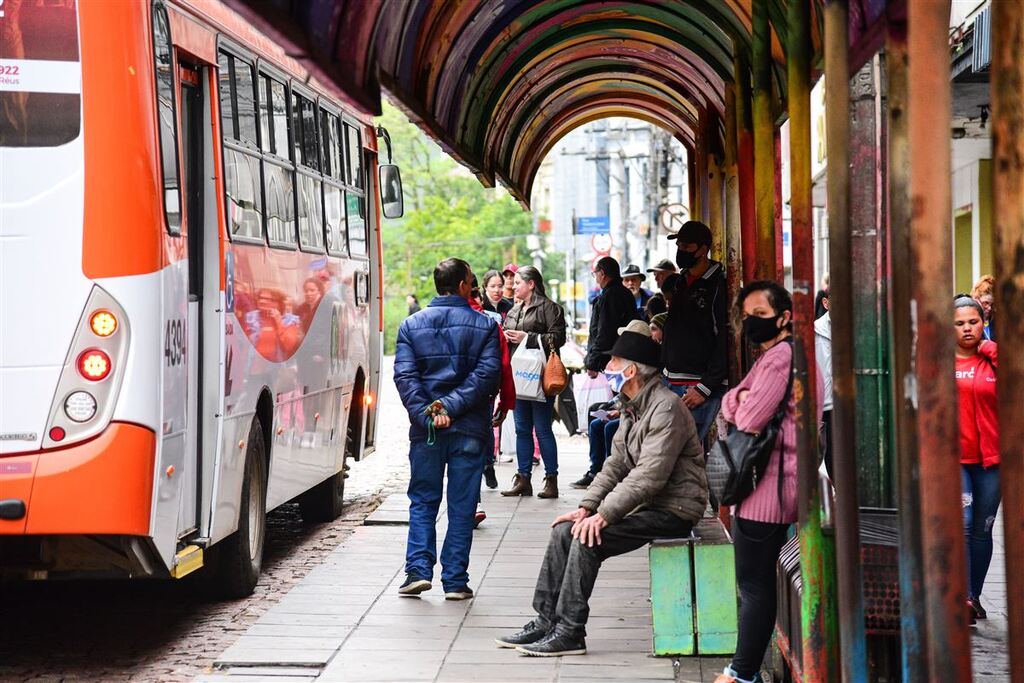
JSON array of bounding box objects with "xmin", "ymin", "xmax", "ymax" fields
[{"xmin": 954, "ymin": 295, "xmax": 1000, "ymax": 621}]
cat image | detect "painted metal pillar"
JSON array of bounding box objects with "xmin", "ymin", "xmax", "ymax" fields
[
  {"xmin": 989, "ymin": 3, "xmax": 1024, "ymax": 678},
  {"xmin": 752, "ymin": 1, "xmax": 776, "ymax": 281},
  {"xmin": 787, "ymin": 1, "xmax": 834, "ymax": 679},
  {"xmin": 710, "ymin": 153, "xmax": 725, "ymax": 262},
  {"xmin": 907, "ymin": 1, "xmax": 972, "ymax": 679},
  {"xmin": 774, "ymin": 130, "xmax": 785, "ymax": 281},
  {"xmin": 724, "ymin": 83, "xmax": 743, "ymax": 385},
  {"xmin": 848, "ymin": 58, "xmax": 892, "ymax": 509},
  {"xmin": 735, "ymin": 50, "xmax": 757, "ymax": 284},
  {"xmin": 884, "ymin": 16, "xmax": 929, "ymax": 681},
  {"xmin": 823, "ymin": 3, "xmax": 869, "ymax": 680},
  {"xmin": 698, "ymin": 107, "xmax": 711, "ymax": 226},
  {"xmin": 688, "ymin": 149, "xmax": 698, "ymax": 225}
]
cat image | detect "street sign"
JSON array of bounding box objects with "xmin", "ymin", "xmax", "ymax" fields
[
  {"xmin": 577, "ymin": 216, "xmax": 610, "ymax": 234},
  {"xmin": 591, "ymin": 234, "xmax": 612, "ymax": 254},
  {"xmin": 659, "ymin": 203, "xmax": 688, "ymax": 233}
]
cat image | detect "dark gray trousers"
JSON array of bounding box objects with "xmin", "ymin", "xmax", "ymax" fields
[{"xmin": 531, "ymin": 509, "xmax": 693, "ymax": 636}]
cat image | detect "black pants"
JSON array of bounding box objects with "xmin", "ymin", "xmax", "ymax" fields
[
  {"xmin": 532, "ymin": 509, "xmax": 692, "ymax": 636},
  {"xmin": 730, "ymin": 517, "xmax": 791, "ymax": 680},
  {"xmin": 821, "ymin": 410, "xmax": 833, "ymax": 480}
]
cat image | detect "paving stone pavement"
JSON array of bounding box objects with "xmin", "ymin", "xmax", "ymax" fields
[{"xmin": 204, "ymin": 431, "xmax": 734, "ymax": 683}]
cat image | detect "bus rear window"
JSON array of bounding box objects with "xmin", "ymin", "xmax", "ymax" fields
[{"xmin": 0, "ymin": 0, "xmax": 81, "ymax": 147}]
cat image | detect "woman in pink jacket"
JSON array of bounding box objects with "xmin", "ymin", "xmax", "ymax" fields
[{"xmin": 715, "ymin": 281, "xmax": 821, "ymax": 683}]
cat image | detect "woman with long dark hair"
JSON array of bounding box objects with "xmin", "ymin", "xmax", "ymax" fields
[
  {"xmin": 954, "ymin": 295, "xmax": 1000, "ymax": 622},
  {"xmin": 714, "ymin": 281, "xmax": 820, "ymax": 683},
  {"xmin": 482, "ymin": 269, "xmax": 513, "ymax": 320},
  {"xmin": 500, "ymin": 266, "xmax": 566, "ymax": 499}
]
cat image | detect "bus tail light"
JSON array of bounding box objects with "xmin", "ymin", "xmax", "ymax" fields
[
  {"xmin": 90, "ymin": 310, "xmax": 118, "ymax": 337},
  {"xmin": 77, "ymin": 350, "xmax": 112, "ymax": 381},
  {"xmin": 43, "ymin": 286, "xmax": 130, "ymax": 449}
]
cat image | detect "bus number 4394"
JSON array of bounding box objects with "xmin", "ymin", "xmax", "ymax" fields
[{"xmin": 164, "ymin": 318, "xmax": 185, "ymax": 366}]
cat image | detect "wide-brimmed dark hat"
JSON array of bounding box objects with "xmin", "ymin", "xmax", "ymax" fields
[
  {"xmin": 647, "ymin": 258, "xmax": 677, "ymax": 274},
  {"xmin": 610, "ymin": 325, "xmax": 662, "ymax": 368},
  {"xmin": 621, "ymin": 264, "xmax": 646, "ymax": 281}
]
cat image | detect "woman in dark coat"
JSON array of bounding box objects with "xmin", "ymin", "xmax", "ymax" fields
[{"xmin": 500, "ymin": 266, "xmax": 566, "ymax": 499}]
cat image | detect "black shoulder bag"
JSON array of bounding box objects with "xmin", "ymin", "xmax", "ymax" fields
[{"xmin": 706, "ymin": 341, "xmax": 794, "ymax": 507}]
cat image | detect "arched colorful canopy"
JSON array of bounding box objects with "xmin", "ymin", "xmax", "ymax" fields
[{"xmin": 225, "ymin": 0, "xmax": 827, "ymax": 204}]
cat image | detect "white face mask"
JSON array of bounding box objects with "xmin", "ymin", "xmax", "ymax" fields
[{"xmin": 603, "ymin": 364, "xmax": 634, "ymax": 393}]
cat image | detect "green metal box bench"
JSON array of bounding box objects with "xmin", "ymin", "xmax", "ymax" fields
[{"xmin": 649, "ymin": 517, "xmax": 738, "ymax": 656}]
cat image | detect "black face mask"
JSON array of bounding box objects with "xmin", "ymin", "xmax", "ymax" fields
[
  {"xmin": 743, "ymin": 314, "xmax": 783, "ymax": 344},
  {"xmin": 676, "ymin": 247, "xmax": 701, "ymax": 269}
]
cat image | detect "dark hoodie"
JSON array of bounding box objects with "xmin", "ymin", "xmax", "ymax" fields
[
  {"xmin": 660, "ymin": 261, "xmax": 728, "ymax": 397},
  {"xmin": 585, "ymin": 277, "xmax": 639, "ymax": 372}
]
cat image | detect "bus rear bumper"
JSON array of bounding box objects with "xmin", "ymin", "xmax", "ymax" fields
[{"xmin": 0, "ymin": 422, "xmax": 155, "ymax": 536}]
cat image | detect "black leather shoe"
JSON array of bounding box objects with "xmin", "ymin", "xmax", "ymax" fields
[
  {"xmin": 483, "ymin": 466, "xmax": 498, "ymax": 489},
  {"xmin": 515, "ymin": 628, "xmax": 586, "ymax": 657},
  {"xmin": 570, "ymin": 473, "xmax": 594, "ymax": 489},
  {"xmin": 494, "ymin": 619, "xmax": 550, "ymax": 649},
  {"xmin": 969, "ymin": 596, "xmax": 987, "ymax": 620}
]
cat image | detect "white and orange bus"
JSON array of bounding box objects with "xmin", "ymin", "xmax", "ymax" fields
[{"xmin": 0, "ymin": 0, "xmax": 402, "ymax": 596}]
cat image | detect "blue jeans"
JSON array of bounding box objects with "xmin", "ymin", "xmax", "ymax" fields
[
  {"xmin": 663, "ymin": 380, "xmax": 725, "ymax": 443},
  {"xmin": 514, "ymin": 397, "xmax": 557, "ymax": 476},
  {"xmin": 962, "ymin": 463, "xmax": 1001, "ymax": 599},
  {"xmin": 587, "ymin": 418, "xmax": 619, "ymax": 476},
  {"xmin": 406, "ymin": 432, "xmax": 484, "ymax": 591}
]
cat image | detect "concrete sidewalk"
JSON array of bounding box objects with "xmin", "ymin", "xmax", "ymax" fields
[{"xmin": 203, "ymin": 436, "xmax": 728, "ymax": 682}]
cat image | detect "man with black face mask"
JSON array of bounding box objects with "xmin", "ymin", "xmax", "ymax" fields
[{"xmin": 661, "ymin": 221, "xmax": 728, "ymax": 442}]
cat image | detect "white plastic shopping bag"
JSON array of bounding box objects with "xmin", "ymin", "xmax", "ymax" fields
[
  {"xmin": 510, "ymin": 342, "xmax": 546, "ymax": 401},
  {"xmin": 574, "ymin": 372, "xmax": 613, "ymax": 429}
]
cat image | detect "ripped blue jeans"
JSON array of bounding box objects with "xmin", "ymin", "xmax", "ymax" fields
[{"xmin": 961, "ymin": 463, "xmax": 1001, "ymax": 599}]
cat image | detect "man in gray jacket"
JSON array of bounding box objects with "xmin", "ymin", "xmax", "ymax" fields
[{"xmin": 495, "ymin": 323, "xmax": 707, "ymax": 657}]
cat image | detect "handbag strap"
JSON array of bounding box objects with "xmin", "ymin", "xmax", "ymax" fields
[{"xmin": 775, "ymin": 339, "xmax": 795, "ymax": 504}]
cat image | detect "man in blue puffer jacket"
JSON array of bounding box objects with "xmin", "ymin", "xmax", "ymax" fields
[{"xmin": 394, "ymin": 258, "xmax": 502, "ymax": 600}]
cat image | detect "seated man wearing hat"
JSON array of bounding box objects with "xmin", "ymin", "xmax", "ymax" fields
[{"xmin": 496, "ymin": 322, "xmax": 708, "ymax": 657}]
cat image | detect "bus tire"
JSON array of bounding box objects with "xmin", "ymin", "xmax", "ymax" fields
[
  {"xmin": 210, "ymin": 418, "xmax": 267, "ymax": 598},
  {"xmin": 298, "ymin": 410, "xmax": 356, "ymax": 523},
  {"xmin": 298, "ymin": 455, "xmax": 346, "ymax": 524}
]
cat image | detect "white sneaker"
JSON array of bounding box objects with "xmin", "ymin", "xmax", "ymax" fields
[{"xmin": 499, "ymin": 454, "xmax": 513, "ymax": 463}]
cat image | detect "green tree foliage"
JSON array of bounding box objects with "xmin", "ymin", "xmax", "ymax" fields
[{"xmin": 377, "ymin": 100, "xmax": 563, "ymax": 352}]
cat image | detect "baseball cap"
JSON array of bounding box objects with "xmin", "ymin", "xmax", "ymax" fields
[
  {"xmin": 646, "ymin": 258, "xmax": 677, "ymax": 273},
  {"xmin": 666, "ymin": 220, "xmax": 712, "ymax": 247},
  {"xmin": 617, "ymin": 319, "xmax": 652, "ymax": 337},
  {"xmin": 502, "ymin": 263, "xmax": 519, "ymax": 275}
]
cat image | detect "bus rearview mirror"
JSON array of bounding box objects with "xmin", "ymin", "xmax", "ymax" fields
[{"xmin": 379, "ymin": 164, "xmax": 404, "ymax": 219}]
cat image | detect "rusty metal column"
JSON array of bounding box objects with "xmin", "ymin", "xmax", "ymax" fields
[
  {"xmin": 736, "ymin": 51, "xmax": 757, "ymax": 284},
  {"xmin": 848, "ymin": 60, "xmax": 890, "ymax": 509},
  {"xmin": 885, "ymin": 15, "xmax": 930, "ymax": 681},
  {"xmin": 788, "ymin": 1, "xmax": 833, "ymax": 679},
  {"xmin": 752, "ymin": 1, "xmax": 775, "ymax": 280},
  {"xmin": 724, "ymin": 83, "xmax": 743, "ymax": 384},
  {"xmin": 990, "ymin": 3, "xmax": 1024, "ymax": 678},
  {"xmin": 907, "ymin": 1, "xmax": 972, "ymax": 679},
  {"xmin": 710, "ymin": 154, "xmax": 725, "ymax": 261},
  {"xmin": 824, "ymin": 2, "xmax": 869, "ymax": 681}
]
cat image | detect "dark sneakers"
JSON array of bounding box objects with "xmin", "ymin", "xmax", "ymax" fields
[
  {"xmin": 398, "ymin": 574, "xmax": 432, "ymax": 596},
  {"xmin": 969, "ymin": 596, "xmax": 987, "ymax": 620},
  {"xmin": 483, "ymin": 466, "xmax": 498, "ymax": 489},
  {"xmin": 516, "ymin": 627, "xmax": 587, "ymax": 657},
  {"xmin": 444, "ymin": 586, "xmax": 474, "ymax": 600},
  {"xmin": 570, "ymin": 473, "xmax": 594, "ymax": 489},
  {"xmin": 494, "ymin": 620, "xmax": 550, "ymax": 649}
]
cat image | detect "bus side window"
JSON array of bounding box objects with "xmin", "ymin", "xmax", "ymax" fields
[
  {"xmin": 346, "ymin": 190, "xmax": 366, "ymax": 256},
  {"xmin": 152, "ymin": 3, "xmax": 181, "ymax": 234},
  {"xmin": 218, "ymin": 49, "xmax": 264, "ymax": 242},
  {"xmin": 321, "ymin": 108, "xmax": 346, "ymax": 256}
]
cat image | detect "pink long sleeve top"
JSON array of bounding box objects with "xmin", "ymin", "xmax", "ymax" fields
[{"xmin": 720, "ymin": 340, "xmax": 823, "ymax": 524}]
